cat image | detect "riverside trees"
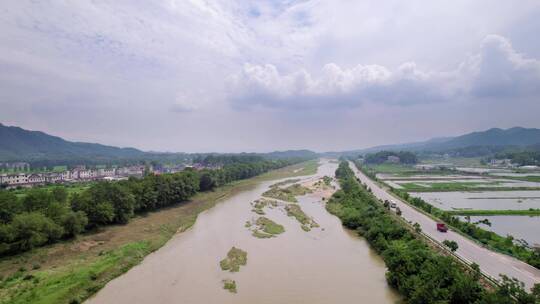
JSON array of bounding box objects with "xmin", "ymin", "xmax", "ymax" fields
[
  {"xmin": 0, "ymin": 158, "xmax": 305, "ymax": 256},
  {"xmin": 328, "ymin": 161, "xmax": 538, "ymax": 304}
]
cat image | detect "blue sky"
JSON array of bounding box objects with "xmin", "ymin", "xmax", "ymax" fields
[{"xmin": 1, "ymin": 0, "xmax": 540, "ymax": 152}]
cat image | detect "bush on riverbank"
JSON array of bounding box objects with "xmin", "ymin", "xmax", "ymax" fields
[{"xmin": 329, "ymin": 161, "xmax": 539, "ymax": 304}]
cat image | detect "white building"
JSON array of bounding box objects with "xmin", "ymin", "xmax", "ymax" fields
[
  {"xmin": 27, "ymin": 173, "xmax": 46, "ymax": 184},
  {"xmin": 1, "ymin": 173, "xmax": 29, "ymax": 185}
]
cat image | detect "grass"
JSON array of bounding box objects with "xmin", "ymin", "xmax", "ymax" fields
[
  {"xmin": 222, "ymin": 279, "xmax": 237, "ymax": 293},
  {"xmin": 251, "ymin": 230, "xmax": 274, "ymax": 239},
  {"xmin": 250, "ymin": 199, "xmax": 277, "ymax": 215},
  {"xmin": 255, "ymin": 217, "xmax": 285, "ymax": 235},
  {"xmin": 0, "ymin": 159, "xmax": 318, "ymax": 304},
  {"xmin": 11, "ymin": 183, "xmax": 93, "ymax": 199},
  {"xmin": 365, "ymin": 164, "xmax": 417, "ymax": 174},
  {"xmin": 447, "ymin": 209, "xmax": 540, "ymax": 216},
  {"xmin": 502, "ymin": 175, "xmax": 540, "ymax": 183},
  {"xmin": 262, "ymin": 183, "xmax": 312, "ymax": 202},
  {"xmin": 285, "ymin": 204, "xmax": 319, "ymax": 232},
  {"xmin": 219, "ymin": 247, "xmax": 247, "ymax": 272}
]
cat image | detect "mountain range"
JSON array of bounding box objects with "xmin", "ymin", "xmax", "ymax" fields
[
  {"xmin": 356, "ymin": 127, "xmax": 540, "ymax": 154},
  {"xmin": 2, "ymin": 123, "xmax": 540, "ymax": 163}
]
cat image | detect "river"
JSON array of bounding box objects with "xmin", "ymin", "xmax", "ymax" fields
[{"xmin": 86, "ymin": 160, "xmax": 399, "ymax": 304}]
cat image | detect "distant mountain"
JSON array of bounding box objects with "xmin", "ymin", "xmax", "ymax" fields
[
  {"xmin": 346, "ymin": 127, "xmax": 540, "ymax": 155},
  {"xmin": 0, "ymin": 123, "xmax": 145, "ymax": 162},
  {"xmin": 431, "ymin": 127, "xmax": 540, "ymax": 150}
]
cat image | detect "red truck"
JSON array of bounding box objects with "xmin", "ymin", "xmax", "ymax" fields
[{"xmin": 436, "ymin": 223, "xmax": 448, "ymax": 232}]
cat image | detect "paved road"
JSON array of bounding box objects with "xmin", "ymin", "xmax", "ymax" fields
[{"xmin": 349, "ymin": 162, "xmax": 540, "ymax": 291}]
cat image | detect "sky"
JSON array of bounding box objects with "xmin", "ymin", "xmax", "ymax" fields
[{"xmin": 1, "ymin": 0, "xmax": 540, "ymax": 153}]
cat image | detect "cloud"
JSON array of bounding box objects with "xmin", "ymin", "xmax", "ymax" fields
[
  {"xmin": 229, "ymin": 35, "xmax": 540, "ymax": 110},
  {"xmin": 468, "ymin": 35, "xmax": 540, "ymax": 99},
  {"xmin": 228, "ymin": 62, "xmax": 450, "ymax": 109}
]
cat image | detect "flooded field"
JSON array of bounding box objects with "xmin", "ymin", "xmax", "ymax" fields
[
  {"xmin": 461, "ymin": 215, "xmax": 540, "ymax": 247},
  {"xmin": 393, "ymin": 179, "xmax": 540, "ymax": 189},
  {"xmin": 411, "ymin": 191, "xmax": 540, "ymax": 210},
  {"xmin": 86, "ymin": 160, "xmax": 399, "ymax": 304}
]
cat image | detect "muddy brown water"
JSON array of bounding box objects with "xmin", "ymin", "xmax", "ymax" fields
[{"xmin": 86, "ymin": 160, "xmax": 400, "ymax": 304}]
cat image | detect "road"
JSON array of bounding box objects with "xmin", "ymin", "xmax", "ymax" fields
[{"xmin": 349, "ymin": 162, "xmax": 540, "ymax": 291}]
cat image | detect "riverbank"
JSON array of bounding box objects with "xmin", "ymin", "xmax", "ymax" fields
[
  {"xmin": 0, "ymin": 160, "xmax": 319, "ymax": 304},
  {"xmin": 85, "ymin": 159, "xmax": 399, "ymax": 304}
]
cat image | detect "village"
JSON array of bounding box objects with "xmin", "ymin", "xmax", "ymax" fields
[{"xmin": 0, "ymin": 164, "xmax": 148, "ymax": 188}]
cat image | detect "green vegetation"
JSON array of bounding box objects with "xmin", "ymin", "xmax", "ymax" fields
[
  {"xmin": 329, "ymin": 161, "xmax": 539, "ymax": 303},
  {"xmin": 0, "ymin": 158, "xmax": 303, "ymax": 256},
  {"xmin": 389, "ymin": 188, "xmax": 540, "ymax": 269},
  {"xmin": 494, "ymin": 150, "xmax": 540, "ymax": 166},
  {"xmin": 503, "ymin": 175, "xmax": 540, "ymax": 183},
  {"xmin": 364, "ymin": 151, "xmax": 418, "ymax": 165},
  {"xmin": 262, "ymin": 183, "xmax": 312, "ymax": 202},
  {"xmin": 443, "ymin": 240, "xmax": 459, "ymax": 252},
  {"xmin": 322, "ymin": 175, "xmax": 332, "ymax": 186},
  {"xmin": 0, "ymin": 159, "xmax": 317, "ymax": 304},
  {"xmin": 364, "ymin": 163, "xmax": 417, "ymax": 174},
  {"xmin": 10, "ymin": 183, "xmax": 92, "ymax": 199},
  {"xmin": 399, "ymin": 181, "xmax": 540, "ymax": 192},
  {"xmin": 251, "ymin": 230, "xmax": 273, "ymax": 238},
  {"xmin": 0, "ymin": 241, "xmax": 154, "ymax": 304},
  {"xmin": 255, "ymin": 217, "xmax": 285, "ymax": 235},
  {"xmin": 284, "ymin": 204, "xmax": 318, "ymax": 231},
  {"xmin": 250, "ymin": 199, "xmax": 278, "ymax": 215},
  {"xmin": 222, "ymin": 279, "xmax": 237, "ymax": 293},
  {"xmin": 448, "ymin": 209, "xmax": 540, "ymax": 216},
  {"xmin": 220, "ymin": 247, "xmax": 248, "ymax": 272}
]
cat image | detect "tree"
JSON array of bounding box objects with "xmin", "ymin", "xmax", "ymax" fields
[
  {"xmin": 413, "ymin": 222, "xmax": 422, "ymax": 233},
  {"xmin": 0, "ymin": 191, "xmax": 22, "ymax": 223},
  {"xmin": 199, "ymin": 171, "xmax": 217, "ymax": 191},
  {"xmin": 10, "ymin": 212, "xmax": 63, "ymax": 252},
  {"xmin": 443, "ymin": 240, "xmax": 459, "ymax": 252},
  {"xmin": 22, "ymin": 188, "xmax": 53, "ymax": 213},
  {"xmin": 61, "ymin": 211, "xmax": 88, "ymax": 237},
  {"xmin": 51, "ymin": 187, "xmax": 68, "ymax": 204}
]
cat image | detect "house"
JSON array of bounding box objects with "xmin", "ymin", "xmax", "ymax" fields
[
  {"xmin": 27, "ymin": 173, "xmax": 46, "ymax": 184},
  {"xmin": 387, "ymin": 156, "xmax": 400, "ymax": 163},
  {"xmin": 61, "ymin": 170, "xmax": 72, "ymax": 180},
  {"xmin": 45, "ymin": 173, "xmax": 63, "ymax": 183},
  {"xmin": 1, "ymin": 173, "xmax": 29, "ymax": 185}
]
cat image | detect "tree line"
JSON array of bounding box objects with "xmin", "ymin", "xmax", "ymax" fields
[
  {"xmin": 328, "ymin": 161, "xmax": 539, "ymax": 303},
  {"xmin": 363, "ymin": 151, "xmax": 418, "ymax": 164},
  {"xmin": 0, "ymin": 158, "xmax": 305, "ymax": 256}
]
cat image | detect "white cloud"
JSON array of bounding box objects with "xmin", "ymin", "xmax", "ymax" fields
[
  {"xmin": 1, "ymin": 1, "xmax": 540, "ymax": 152},
  {"xmin": 228, "ymin": 35, "xmax": 540, "ymax": 110}
]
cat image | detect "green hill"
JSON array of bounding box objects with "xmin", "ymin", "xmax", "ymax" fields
[{"xmin": 0, "ymin": 123, "xmax": 145, "ymax": 162}]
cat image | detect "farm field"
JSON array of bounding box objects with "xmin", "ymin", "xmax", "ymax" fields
[
  {"xmin": 459, "ymin": 215, "xmax": 540, "ymax": 247},
  {"xmin": 367, "ymin": 161, "xmax": 540, "ymax": 252}
]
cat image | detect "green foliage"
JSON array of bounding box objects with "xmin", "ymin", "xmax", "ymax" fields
[
  {"xmin": 219, "ymin": 247, "xmax": 248, "ymax": 272},
  {"xmin": 222, "ymin": 279, "xmax": 237, "ymax": 293},
  {"xmin": 0, "ymin": 158, "xmax": 304, "ymax": 256},
  {"xmin": 328, "ymin": 161, "xmax": 532, "ymax": 304},
  {"xmin": 255, "ymin": 217, "xmax": 285, "ymax": 235},
  {"xmin": 443, "ymin": 240, "xmax": 459, "ymax": 252},
  {"xmin": 364, "ymin": 151, "xmax": 418, "ymax": 165}
]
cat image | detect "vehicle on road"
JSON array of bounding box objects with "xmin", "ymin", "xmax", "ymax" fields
[
  {"xmin": 436, "ymin": 223, "xmax": 448, "ymax": 232},
  {"xmin": 390, "ymin": 201, "xmax": 397, "ymax": 208}
]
